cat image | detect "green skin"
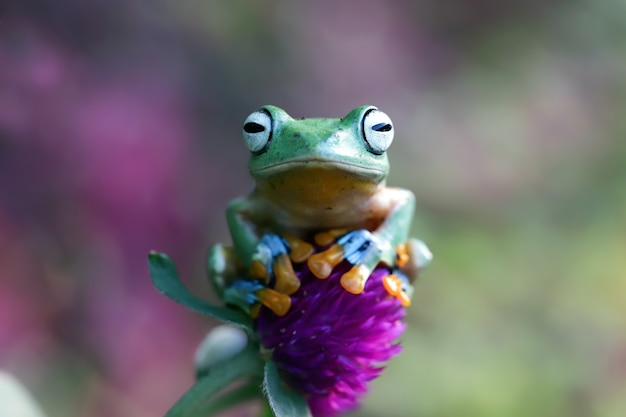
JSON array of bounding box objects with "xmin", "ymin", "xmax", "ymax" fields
[{"xmin": 209, "ymin": 105, "xmax": 429, "ymax": 297}]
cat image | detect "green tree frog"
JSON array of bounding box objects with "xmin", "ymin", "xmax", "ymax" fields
[{"xmin": 209, "ymin": 105, "xmax": 431, "ymax": 316}]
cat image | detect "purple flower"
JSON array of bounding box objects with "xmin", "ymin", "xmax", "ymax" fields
[{"xmin": 256, "ymin": 259, "xmax": 407, "ymax": 417}]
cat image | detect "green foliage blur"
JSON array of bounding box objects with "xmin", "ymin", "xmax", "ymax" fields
[{"xmin": 1, "ymin": 1, "xmax": 625, "ymax": 417}]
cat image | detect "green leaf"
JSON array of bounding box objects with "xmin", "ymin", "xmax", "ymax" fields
[
  {"xmin": 263, "ymin": 361, "xmax": 312, "ymax": 417},
  {"xmin": 166, "ymin": 343, "xmax": 264, "ymax": 417},
  {"xmin": 148, "ymin": 251, "xmax": 253, "ymax": 329},
  {"xmin": 183, "ymin": 379, "xmax": 261, "ymax": 417}
]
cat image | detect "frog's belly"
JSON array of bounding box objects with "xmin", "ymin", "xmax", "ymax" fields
[
  {"xmin": 256, "ymin": 167, "xmax": 385, "ymax": 232},
  {"xmin": 276, "ymin": 201, "xmax": 383, "ymax": 232}
]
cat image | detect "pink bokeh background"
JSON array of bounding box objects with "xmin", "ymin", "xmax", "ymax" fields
[{"xmin": 2, "ymin": 1, "xmax": 625, "ymax": 416}]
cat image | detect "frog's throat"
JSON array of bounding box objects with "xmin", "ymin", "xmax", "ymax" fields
[
  {"xmin": 250, "ymin": 158, "xmax": 386, "ymax": 180},
  {"xmin": 252, "ymin": 164, "xmax": 385, "ymax": 221}
]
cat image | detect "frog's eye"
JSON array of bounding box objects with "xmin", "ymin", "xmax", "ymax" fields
[
  {"xmin": 242, "ymin": 110, "xmax": 272, "ymax": 153},
  {"xmin": 362, "ymin": 109, "xmax": 394, "ymax": 155}
]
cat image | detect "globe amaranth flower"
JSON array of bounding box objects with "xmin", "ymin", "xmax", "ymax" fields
[
  {"xmin": 150, "ymin": 231, "xmax": 425, "ymax": 417},
  {"xmin": 255, "ymin": 256, "xmax": 408, "ymax": 416}
]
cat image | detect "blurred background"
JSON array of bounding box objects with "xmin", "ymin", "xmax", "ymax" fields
[{"xmin": 1, "ymin": 0, "xmax": 625, "ymax": 416}]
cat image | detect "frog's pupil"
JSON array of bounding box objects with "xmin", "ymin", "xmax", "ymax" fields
[
  {"xmin": 372, "ymin": 123, "xmax": 392, "ymax": 132},
  {"xmin": 244, "ymin": 122, "xmax": 265, "ymax": 133}
]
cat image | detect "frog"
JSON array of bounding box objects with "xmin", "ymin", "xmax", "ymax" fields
[{"xmin": 208, "ymin": 105, "xmax": 432, "ymax": 316}]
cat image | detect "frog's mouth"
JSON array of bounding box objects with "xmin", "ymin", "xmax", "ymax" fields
[
  {"xmin": 253, "ymin": 160, "xmax": 385, "ymax": 208},
  {"xmin": 251, "ymin": 158, "xmax": 386, "ymax": 181}
]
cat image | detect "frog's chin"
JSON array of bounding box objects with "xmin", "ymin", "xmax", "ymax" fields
[
  {"xmin": 253, "ymin": 162, "xmax": 385, "ymax": 210},
  {"xmin": 251, "ymin": 158, "xmax": 386, "ymax": 182}
]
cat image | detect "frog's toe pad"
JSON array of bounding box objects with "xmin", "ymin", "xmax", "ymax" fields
[
  {"xmin": 307, "ymin": 244, "xmax": 345, "ymax": 279},
  {"xmin": 284, "ymin": 236, "xmax": 314, "ymax": 263},
  {"xmin": 382, "ymin": 274, "xmax": 411, "ymax": 307},
  {"xmin": 249, "ymin": 259, "xmax": 269, "ymax": 281},
  {"xmin": 308, "ymin": 255, "xmax": 332, "ymax": 279},
  {"xmin": 257, "ymin": 288, "xmax": 291, "ymax": 317},
  {"xmin": 314, "ymin": 228, "xmax": 349, "ymax": 247},
  {"xmin": 395, "ymin": 243, "xmax": 410, "ymax": 268},
  {"xmin": 340, "ymin": 264, "xmax": 369, "ymax": 294},
  {"xmin": 273, "ymin": 253, "xmax": 300, "ymax": 295}
]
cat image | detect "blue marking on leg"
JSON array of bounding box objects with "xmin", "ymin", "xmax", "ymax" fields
[
  {"xmin": 260, "ymin": 233, "xmax": 290, "ymax": 256},
  {"xmin": 224, "ymin": 279, "xmax": 265, "ymax": 312},
  {"xmin": 337, "ymin": 230, "xmax": 382, "ymax": 265},
  {"xmin": 253, "ymin": 233, "xmax": 291, "ymax": 277}
]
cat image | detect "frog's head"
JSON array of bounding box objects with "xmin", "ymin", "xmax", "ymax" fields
[{"xmin": 242, "ymin": 105, "xmax": 394, "ymax": 188}]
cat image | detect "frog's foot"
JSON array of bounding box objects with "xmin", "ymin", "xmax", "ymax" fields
[
  {"xmin": 340, "ymin": 264, "xmax": 373, "ymax": 295},
  {"xmin": 208, "ymin": 244, "xmax": 239, "ymax": 298},
  {"xmin": 249, "ymin": 233, "xmax": 301, "ymax": 295},
  {"xmin": 382, "ymin": 271, "xmax": 413, "ymax": 307},
  {"xmin": 308, "ymin": 230, "xmax": 383, "ymax": 295},
  {"xmin": 396, "ymin": 238, "xmax": 432, "ymax": 283},
  {"xmin": 224, "ymin": 279, "xmax": 291, "ymax": 317}
]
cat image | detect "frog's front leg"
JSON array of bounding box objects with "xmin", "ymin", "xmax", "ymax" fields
[
  {"xmin": 207, "ymin": 241, "xmax": 295, "ymax": 317},
  {"xmin": 308, "ymin": 188, "xmax": 416, "ymax": 294},
  {"xmin": 226, "ymin": 196, "xmax": 313, "ymax": 296},
  {"xmin": 308, "ymin": 229, "xmax": 387, "ymax": 294},
  {"xmin": 226, "ymin": 196, "xmax": 265, "ymax": 266}
]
